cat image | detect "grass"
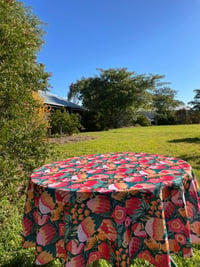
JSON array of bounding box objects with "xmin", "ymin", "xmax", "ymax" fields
[
  {"xmin": 52, "ymin": 124, "xmax": 200, "ymax": 181},
  {"xmin": 1, "ymin": 124, "xmax": 200, "ymax": 267}
]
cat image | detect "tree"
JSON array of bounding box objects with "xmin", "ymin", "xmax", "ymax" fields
[
  {"xmin": 188, "ymin": 89, "xmax": 200, "ymax": 111},
  {"xmin": 68, "ymin": 68, "xmax": 162, "ymax": 130},
  {"xmin": 0, "ymin": 0, "xmax": 51, "ymax": 199},
  {"xmin": 152, "ymin": 87, "xmax": 184, "ymax": 124}
]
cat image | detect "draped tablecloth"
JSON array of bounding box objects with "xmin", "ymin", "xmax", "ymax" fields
[{"xmin": 22, "ymin": 152, "xmax": 200, "ymax": 267}]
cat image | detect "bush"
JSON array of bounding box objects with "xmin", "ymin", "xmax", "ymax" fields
[
  {"xmin": 135, "ymin": 115, "xmax": 150, "ymax": 126},
  {"xmin": 155, "ymin": 114, "xmax": 176, "ymax": 125},
  {"xmin": 50, "ymin": 109, "xmax": 81, "ymax": 135},
  {"xmin": 0, "ymin": 1, "xmax": 51, "ymax": 199}
]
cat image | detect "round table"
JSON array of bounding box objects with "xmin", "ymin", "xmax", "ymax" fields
[{"xmin": 22, "ymin": 152, "xmax": 200, "ymax": 267}]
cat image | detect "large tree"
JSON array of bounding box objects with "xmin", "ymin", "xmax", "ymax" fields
[
  {"xmin": 0, "ymin": 0, "xmax": 50, "ymax": 197},
  {"xmin": 188, "ymin": 89, "xmax": 200, "ymax": 111},
  {"xmin": 152, "ymin": 87, "xmax": 183, "ymax": 115},
  {"xmin": 68, "ymin": 68, "xmax": 162, "ymax": 129}
]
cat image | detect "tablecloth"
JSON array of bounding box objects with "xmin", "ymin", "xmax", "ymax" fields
[{"xmin": 22, "ymin": 152, "xmax": 200, "ymax": 267}]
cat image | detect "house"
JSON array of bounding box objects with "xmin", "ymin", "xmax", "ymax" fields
[{"xmin": 40, "ymin": 91, "xmax": 84, "ymax": 114}]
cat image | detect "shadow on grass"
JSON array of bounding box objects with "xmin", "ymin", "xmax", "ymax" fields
[{"xmin": 168, "ymin": 137, "xmax": 200, "ymax": 144}]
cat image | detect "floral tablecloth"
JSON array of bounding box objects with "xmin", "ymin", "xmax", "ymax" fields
[{"xmin": 22, "ymin": 152, "xmax": 200, "ymax": 267}]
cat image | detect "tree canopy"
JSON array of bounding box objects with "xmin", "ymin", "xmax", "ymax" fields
[
  {"xmin": 152, "ymin": 87, "xmax": 184, "ymax": 115},
  {"xmin": 188, "ymin": 89, "xmax": 200, "ymax": 111},
  {"xmin": 68, "ymin": 68, "xmax": 163, "ymax": 129}
]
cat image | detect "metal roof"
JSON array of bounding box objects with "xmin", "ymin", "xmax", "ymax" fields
[{"xmin": 40, "ymin": 91, "xmax": 84, "ymax": 110}]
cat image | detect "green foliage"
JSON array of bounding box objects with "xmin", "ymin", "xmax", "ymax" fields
[
  {"xmin": 188, "ymin": 89, "xmax": 200, "ymax": 111},
  {"xmin": 81, "ymin": 110, "xmax": 108, "ymax": 131},
  {"xmin": 187, "ymin": 110, "xmax": 200, "ymax": 123},
  {"xmin": 155, "ymin": 113, "xmax": 176, "ymax": 125},
  {"xmin": 50, "ymin": 109, "xmax": 81, "ymax": 135},
  {"xmin": 152, "ymin": 87, "xmax": 182, "ymax": 115},
  {"xmin": 68, "ymin": 68, "xmax": 163, "ymax": 130},
  {"xmin": 135, "ymin": 115, "xmax": 150, "ymax": 126},
  {"xmin": 0, "ymin": 0, "xmax": 51, "ymax": 232},
  {"xmin": 152, "ymin": 87, "xmax": 185, "ymax": 125}
]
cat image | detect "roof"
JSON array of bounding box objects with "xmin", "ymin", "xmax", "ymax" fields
[{"xmin": 40, "ymin": 91, "xmax": 84, "ymax": 110}]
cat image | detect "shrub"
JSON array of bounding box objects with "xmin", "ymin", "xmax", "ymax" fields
[
  {"xmin": 50, "ymin": 109, "xmax": 81, "ymax": 135},
  {"xmin": 0, "ymin": 0, "xmax": 51, "ymax": 199},
  {"xmin": 135, "ymin": 115, "xmax": 150, "ymax": 126}
]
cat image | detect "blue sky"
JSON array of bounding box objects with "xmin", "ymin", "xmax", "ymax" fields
[{"xmin": 21, "ymin": 0, "xmax": 200, "ymax": 104}]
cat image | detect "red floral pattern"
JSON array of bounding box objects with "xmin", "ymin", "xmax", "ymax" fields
[{"xmin": 22, "ymin": 152, "xmax": 200, "ymax": 267}]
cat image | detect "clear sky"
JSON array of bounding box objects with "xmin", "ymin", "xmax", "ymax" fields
[{"xmin": 21, "ymin": 0, "xmax": 200, "ymax": 104}]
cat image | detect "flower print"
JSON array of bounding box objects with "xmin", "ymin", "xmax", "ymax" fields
[
  {"xmin": 67, "ymin": 183, "xmax": 82, "ymax": 189},
  {"xmin": 65, "ymin": 254, "xmax": 85, "ymax": 267},
  {"xmin": 33, "ymin": 211, "xmax": 50, "ymax": 226},
  {"xmin": 185, "ymin": 201, "xmax": 194, "ymax": 218},
  {"xmin": 131, "ymin": 223, "xmax": 147, "ymax": 238},
  {"xmin": 98, "ymin": 219, "xmax": 117, "ymax": 241},
  {"xmin": 137, "ymin": 250, "xmax": 155, "ymax": 265},
  {"xmin": 66, "ymin": 240, "xmax": 84, "ymax": 255},
  {"xmin": 132, "ymin": 183, "xmax": 156, "ymax": 192},
  {"xmin": 98, "ymin": 242, "xmax": 111, "ymax": 261},
  {"xmin": 123, "ymin": 229, "xmax": 131, "ymax": 243},
  {"xmin": 24, "ymin": 200, "xmax": 32, "ymax": 214},
  {"xmin": 36, "ymin": 251, "xmax": 54, "ymax": 265},
  {"xmin": 163, "ymin": 201, "xmax": 175, "ymax": 219},
  {"xmin": 125, "ymin": 216, "xmax": 131, "ymax": 228},
  {"xmin": 183, "ymin": 247, "xmax": 193, "ymax": 258},
  {"xmin": 124, "ymin": 176, "xmax": 144, "ymax": 183},
  {"xmin": 77, "ymin": 216, "xmax": 96, "ymax": 242},
  {"xmin": 191, "ymin": 234, "xmax": 200, "ymax": 243},
  {"xmin": 171, "ymin": 190, "xmax": 183, "ymax": 206},
  {"xmin": 36, "ymin": 224, "xmax": 56, "ymax": 246},
  {"xmin": 22, "ymin": 217, "xmax": 33, "ymax": 236},
  {"xmin": 59, "ymin": 223, "xmax": 65, "ymax": 236},
  {"xmin": 168, "ymin": 239, "xmax": 180, "ymax": 253},
  {"xmin": 22, "ymin": 240, "xmax": 35, "ymax": 248},
  {"xmin": 155, "ymin": 254, "xmax": 170, "ymax": 267},
  {"xmin": 125, "ymin": 197, "xmax": 141, "ymax": 215},
  {"xmin": 129, "ymin": 237, "xmax": 140, "ymax": 257},
  {"xmin": 178, "ymin": 208, "xmax": 187, "ymax": 218},
  {"xmin": 39, "ymin": 191, "xmax": 55, "ymax": 214},
  {"xmin": 145, "ymin": 217, "xmax": 165, "ymax": 241},
  {"xmin": 85, "ymin": 236, "xmax": 97, "ymax": 251},
  {"xmin": 167, "ymin": 219, "xmax": 184, "ymax": 233},
  {"xmin": 56, "ymin": 240, "xmax": 67, "ymax": 260},
  {"xmin": 76, "ymin": 191, "xmax": 92, "ymax": 202},
  {"xmin": 94, "ymin": 188, "xmax": 113, "ymax": 193},
  {"xmin": 112, "ymin": 191, "xmax": 127, "ymax": 201},
  {"xmin": 51, "ymin": 208, "xmax": 61, "ymax": 221},
  {"xmin": 112, "ymin": 205, "xmax": 126, "ymax": 224},
  {"xmin": 96, "ymin": 231, "xmax": 107, "ymax": 241},
  {"xmin": 87, "ymin": 195, "xmax": 110, "ymax": 214},
  {"xmin": 56, "ymin": 191, "xmax": 70, "ymax": 205},
  {"xmin": 87, "ymin": 251, "xmax": 100, "ymax": 266},
  {"xmin": 144, "ymin": 238, "xmax": 159, "ymax": 250},
  {"xmin": 175, "ymin": 233, "xmax": 186, "ymax": 245},
  {"xmin": 108, "ymin": 184, "xmax": 118, "ymax": 191},
  {"xmin": 189, "ymin": 180, "xmax": 198, "ymax": 199},
  {"xmin": 82, "ymin": 180, "xmax": 98, "ymax": 187},
  {"xmin": 114, "ymin": 182, "xmax": 128, "ymax": 190},
  {"xmin": 191, "ymin": 221, "xmax": 200, "ymax": 235},
  {"xmin": 91, "ymin": 174, "xmax": 109, "ymax": 180}
]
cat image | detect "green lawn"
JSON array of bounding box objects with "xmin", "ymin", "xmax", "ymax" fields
[
  {"xmin": 53, "ymin": 124, "xmax": 200, "ymax": 182},
  {"xmin": 1, "ymin": 124, "xmax": 200, "ymax": 267}
]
